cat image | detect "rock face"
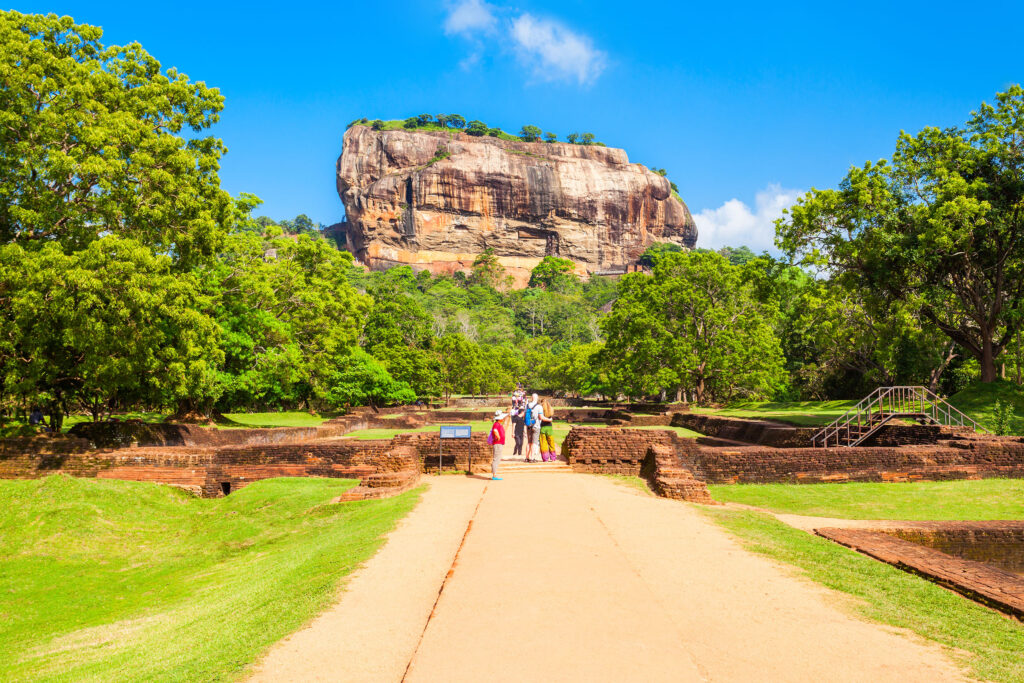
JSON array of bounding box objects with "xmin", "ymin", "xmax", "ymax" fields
[{"xmin": 336, "ymin": 125, "xmax": 697, "ymax": 285}]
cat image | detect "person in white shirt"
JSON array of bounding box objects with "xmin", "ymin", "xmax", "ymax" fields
[{"xmin": 525, "ymin": 393, "xmax": 544, "ymax": 462}]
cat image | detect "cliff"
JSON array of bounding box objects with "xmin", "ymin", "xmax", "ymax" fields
[{"xmin": 336, "ymin": 125, "xmax": 698, "ymax": 285}]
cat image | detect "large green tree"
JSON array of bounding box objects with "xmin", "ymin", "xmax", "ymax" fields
[
  {"xmin": 0, "ymin": 11, "xmax": 231, "ymax": 265},
  {"xmin": 777, "ymin": 86, "xmax": 1024, "ymax": 382},
  {"xmin": 210, "ymin": 225, "xmax": 370, "ymax": 411},
  {"xmin": 0, "ymin": 237, "xmax": 221, "ymax": 428},
  {"xmin": 600, "ymin": 251, "xmax": 785, "ymax": 404}
]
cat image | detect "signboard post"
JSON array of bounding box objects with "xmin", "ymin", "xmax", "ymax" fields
[{"xmin": 438, "ymin": 425, "xmax": 472, "ymax": 471}]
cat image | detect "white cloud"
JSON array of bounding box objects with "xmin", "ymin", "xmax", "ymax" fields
[
  {"xmin": 510, "ymin": 14, "xmax": 606, "ymax": 85},
  {"xmin": 442, "ymin": 3, "xmax": 606, "ymax": 85},
  {"xmin": 444, "ymin": 0, "xmax": 496, "ymax": 35},
  {"xmin": 694, "ymin": 184, "xmax": 804, "ymax": 253}
]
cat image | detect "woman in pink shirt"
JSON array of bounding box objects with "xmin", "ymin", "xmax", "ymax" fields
[{"xmin": 488, "ymin": 410, "xmax": 508, "ymax": 480}]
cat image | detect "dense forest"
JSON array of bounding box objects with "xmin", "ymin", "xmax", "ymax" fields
[{"xmin": 1, "ymin": 11, "xmax": 1023, "ymax": 430}]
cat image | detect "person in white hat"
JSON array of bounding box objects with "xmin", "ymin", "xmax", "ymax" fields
[{"xmin": 488, "ymin": 409, "xmax": 508, "ymax": 480}]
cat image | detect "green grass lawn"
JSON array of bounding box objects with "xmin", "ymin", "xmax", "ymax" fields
[
  {"xmin": 709, "ymin": 479, "xmax": 1024, "ymax": 520},
  {"xmin": 949, "ymin": 380, "xmax": 1024, "ymax": 435},
  {"xmin": 0, "ymin": 475, "xmax": 421, "ymax": 682},
  {"xmin": 701, "ymin": 507, "xmax": 1024, "ymax": 682},
  {"xmin": 217, "ymin": 411, "xmax": 331, "ymax": 429},
  {"xmin": 692, "ymin": 400, "xmax": 857, "ymax": 426}
]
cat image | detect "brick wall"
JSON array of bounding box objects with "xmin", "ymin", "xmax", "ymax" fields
[
  {"xmin": 697, "ymin": 440, "xmax": 1024, "ymax": 484},
  {"xmin": 639, "ymin": 444, "xmax": 714, "ymax": 503},
  {"xmin": 672, "ymin": 413, "xmax": 978, "ymax": 448},
  {"xmin": 560, "ymin": 426, "xmax": 1024, "ymax": 485},
  {"xmin": 561, "ymin": 427, "xmax": 682, "ymax": 475},
  {"xmin": 817, "ymin": 523, "xmax": 1024, "ymax": 618},
  {"xmin": 394, "ymin": 432, "xmax": 493, "ymax": 474}
]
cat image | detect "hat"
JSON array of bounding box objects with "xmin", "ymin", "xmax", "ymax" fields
[{"xmin": 493, "ymin": 410, "xmax": 508, "ymax": 420}]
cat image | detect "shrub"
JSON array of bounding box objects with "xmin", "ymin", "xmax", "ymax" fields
[
  {"xmin": 520, "ymin": 125, "xmax": 542, "ymax": 142},
  {"xmin": 466, "ymin": 120, "xmax": 488, "ymax": 136}
]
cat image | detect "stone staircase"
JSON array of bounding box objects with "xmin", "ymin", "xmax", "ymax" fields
[{"xmin": 498, "ymin": 458, "xmax": 571, "ymax": 473}]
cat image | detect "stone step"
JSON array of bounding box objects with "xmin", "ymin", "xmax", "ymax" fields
[{"xmin": 498, "ymin": 460, "xmax": 571, "ymax": 473}]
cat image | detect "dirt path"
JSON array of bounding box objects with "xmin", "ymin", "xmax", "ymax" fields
[{"xmin": 251, "ymin": 474, "xmax": 965, "ymax": 682}]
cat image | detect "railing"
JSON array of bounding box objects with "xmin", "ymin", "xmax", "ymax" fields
[{"xmin": 811, "ymin": 386, "xmax": 986, "ymax": 448}]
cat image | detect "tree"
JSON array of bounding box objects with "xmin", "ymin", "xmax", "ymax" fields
[
  {"xmin": 581, "ymin": 133, "xmax": 595, "ymax": 145},
  {"xmin": 403, "ymin": 117, "xmax": 418, "ymax": 129},
  {"xmin": 280, "ymin": 214, "xmax": 318, "ymax": 235},
  {"xmin": 416, "ymin": 113, "xmax": 433, "ymax": 126},
  {"xmin": 520, "ymin": 125, "xmax": 542, "ymax": 142},
  {"xmin": 466, "ymin": 120, "xmax": 489, "ymax": 136},
  {"xmin": 371, "ymin": 119, "xmax": 384, "ymax": 130},
  {"xmin": 468, "ymin": 248, "xmax": 512, "ymax": 290},
  {"xmin": 435, "ymin": 114, "xmax": 450, "ymax": 128},
  {"xmin": 211, "ymin": 228, "xmax": 370, "ymax": 411},
  {"xmin": 544, "ymin": 132, "xmax": 557, "ymax": 143},
  {"xmin": 638, "ymin": 242, "xmax": 683, "ymax": 268},
  {"xmin": 487, "ymin": 128, "xmax": 501, "ymax": 137},
  {"xmin": 435, "ymin": 334, "xmax": 484, "ymax": 401},
  {"xmin": 566, "ymin": 132, "xmax": 580, "ymax": 144},
  {"xmin": 447, "ymin": 114, "xmax": 466, "ymax": 129},
  {"xmin": 0, "ymin": 11, "xmax": 231, "ymax": 267},
  {"xmin": 600, "ymin": 251, "xmax": 785, "ymax": 404},
  {"xmin": 528, "ymin": 256, "xmax": 578, "ymax": 291},
  {"xmin": 717, "ymin": 245, "xmax": 756, "ymax": 265},
  {"xmin": 326, "ymin": 348, "xmax": 415, "ymax": 409},
  {"xmin": 0, "ymin": 237, "xmax": 222, "ymax": 428},
  {"xmin": 777, "ymin": 85, "xmax": 1024, "ymax": 383}
]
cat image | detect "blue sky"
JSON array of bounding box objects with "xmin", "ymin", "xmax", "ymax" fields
[{"xmin": 11, "ymin": 1, "xmax": 1024, "ymax": 251}]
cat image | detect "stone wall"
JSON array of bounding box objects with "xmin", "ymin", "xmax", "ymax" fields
[
  {"xmin": 394, "ymin": 432, "xmax": 493, "ymax": 474},
  {"xmin": 671, "ymin": 412, "xmax": 978, "ymax": 448},
  {"xmin": 817, "ymin": 523, "xmax": 1024, "ymax": 618},
  {"xmin": 698, "ymin": 440, "xmax": 1024, "ymax": 484},
  {"xmin": 561, "ymin": 427, "xmax": 684, "ymax": 475},
  {"xmin": 639, "ymin": 444, "xmax": 714, "ymax": 503},
  {"xmin": 560, "ymin": 426, "xmax": 1024, "ymax": 485}
]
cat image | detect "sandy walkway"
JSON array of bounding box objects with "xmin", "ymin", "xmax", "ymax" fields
[{"xmin": 251, "ymin": 474, "xmax": 965, "ymax": 682}]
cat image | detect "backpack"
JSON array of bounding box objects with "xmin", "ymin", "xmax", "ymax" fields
[{"xmin": 524, "ymin": 404, "xmax": 536, "ymax": 427}]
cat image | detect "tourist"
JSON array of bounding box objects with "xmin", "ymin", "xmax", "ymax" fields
[
  {"xmin": 539, "ymin": 398, "xmax": 556, "ymax": 461},
  {"xmin": 511, "ymin": 404, "xmax": 526, "ymax": 458},
  {"xmin": 29, "ymin": 407, "xmax": 43, "ymax": 426},
  {"xmin": 488, "ymin": 409, "xmax": 507, "ymax": 480},
  {"xmin": 525, "ymin": 393, "xmax": 543, "ymax": 462}
]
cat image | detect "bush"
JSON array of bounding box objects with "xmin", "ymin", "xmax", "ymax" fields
[{"xmin": 466, "ymin": 120, "xmax": 488, "ymax": 136}]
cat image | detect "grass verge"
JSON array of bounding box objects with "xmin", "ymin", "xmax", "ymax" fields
[
  {"xmin": 0, "ymin": 475, "xmax": 421, "ymax": 682},
  {"xmin": 217, "ymin": 411, "xmax": 332, "ymax": 429},
  {"xmin": 701, "ymin": 506, "xmax": 1024, "ymax": 682},
  {"xmin": 949, "ymin": 380, "xmax": 1024, "ymax": 435},
  {"xmin": 693, "ymin": 400, "xmax": 857, "ymax": 426},
  {"xmin": 708, "ymin": 479, "xmax": 1024, "ymax": 520}
]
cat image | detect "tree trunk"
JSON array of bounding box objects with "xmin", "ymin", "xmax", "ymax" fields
[
  {"xmin": 1016, "ymin": 331, "xmax": 1022, "ymax": 385},
  {"xmin": 980, "ymin": 336, "xmax": 998, "ymax": 382},
  {"xmin": 928, "ymin": 341, "xmax": 957, "ymax": 393}
]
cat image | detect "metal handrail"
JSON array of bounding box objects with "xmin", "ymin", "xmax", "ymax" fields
[{"xmin": 812, "ymin": 385, "xmax": 987, "ymax": 448}]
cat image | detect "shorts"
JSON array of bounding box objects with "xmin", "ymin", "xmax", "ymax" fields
[{"xmin": 530, "ymin": 425, "xmax": 541, "ymax": 445}]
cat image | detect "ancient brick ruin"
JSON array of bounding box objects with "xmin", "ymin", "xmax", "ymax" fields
[{"xmin": 817, "ymin": 522, "xmax": 1024, "ymax": 618}]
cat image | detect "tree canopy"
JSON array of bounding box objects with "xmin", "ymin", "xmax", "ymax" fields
[
  {"xmin": 777, "ymin": 86, "xmax": 1024, "ymax": 382},
  {"xmin": 0, "ymin": 11, "xmax": 232, "ymax": 267}
]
